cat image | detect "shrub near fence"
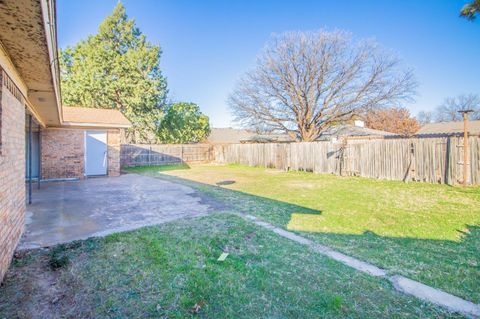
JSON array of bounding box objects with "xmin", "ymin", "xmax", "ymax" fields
[
  {"xmin": 121, "ymin": 144, "xmax": 213, "ymax": 167},
  {"xmin": 214, "ymin": 136, "xmax": 480, "ymax": 185}
]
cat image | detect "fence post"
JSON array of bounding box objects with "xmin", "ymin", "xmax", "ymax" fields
[
  {"xmin": 287, "ymin": 143, "xmax": 291, "ymax": 171},
  {"xmin": 445, "ymin": 137, "xmax": 451, "ymax": 185},
  {"xmin": 148, "ymin": 145, "xmax": 152, "ymax": 166},
  {"xmin": 403, "ymin": 140, "xmax": 413, "ymax": 183},
  {"xmin": 339, "ymin": 139, "xmax": 347, "ymax": 176}
]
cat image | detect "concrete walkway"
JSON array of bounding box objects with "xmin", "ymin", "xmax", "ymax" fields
[{"xmin": 20, "ymin": 174, "xmax": 214, "ymax": 250}]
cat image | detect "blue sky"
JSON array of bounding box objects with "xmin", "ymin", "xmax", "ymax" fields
[{"xmin": 58, "ymin": 0, "xmax": 479, "ymax": 127}]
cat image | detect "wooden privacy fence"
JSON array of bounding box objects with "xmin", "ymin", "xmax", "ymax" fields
[
  {"xmin": 214, "ymin": 136, "xmax": 480, "ymax": 185},
  {"xmin": 121, "ymin": 144, "xmax": 213, "ymax": 167}
]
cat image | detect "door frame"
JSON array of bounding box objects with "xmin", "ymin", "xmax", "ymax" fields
[{"xmin": 84, "ymin": 130, "xmax": 108, "ymax": 176}]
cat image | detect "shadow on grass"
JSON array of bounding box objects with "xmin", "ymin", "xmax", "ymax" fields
[{"xmin": 132, "ymin": 168, "xmax": 480, "ymax": 303}]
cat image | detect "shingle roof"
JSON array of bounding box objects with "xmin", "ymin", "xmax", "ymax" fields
[
  {"xmin": 247, "ymin": 133, "xmax": 294, "ymax": 143},
  {"xmin": 207, "ymin": 128, "xmax": 294, "ymax": 144},
  {"xmin": 417, "ymin": 121, "xmax": 480, "ymax": 135},
  {"xmin": 206, "ymin": 128, "xmax": 256, "ymax": 144},
  {"xmin": 318, "ymin": 124, "xmax": 395, "ymax": 139},
  {"xmin": 62, "ymin": 106, "xmax": 131, "ymax": 127},
  {"xmin": 207, "ymin": 125, "xmax": 394, "ymax": 144}
]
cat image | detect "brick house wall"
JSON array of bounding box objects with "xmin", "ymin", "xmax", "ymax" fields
[
  {"xmin": 41, "ymin": 128, "xmax": 121, "ymax": 179},
  {"xmin": 0, "ymin": 71, "xmax": 26, "ymax": 281},
  {"xmin": 41, "ymin": 128, "xmax": 84, "ymax": 179},
  {"xmin": 107, "ymin": 129, "xmax": 121, "ymax": 177}
]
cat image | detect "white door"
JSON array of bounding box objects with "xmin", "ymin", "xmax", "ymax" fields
[{"xmin": 85, "ymin": 131, "xmax": 107, "ymax": 176}]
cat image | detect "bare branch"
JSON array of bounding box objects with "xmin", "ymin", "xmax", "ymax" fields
[
  {"xmin": 434, "ymin": 94, "xmax": 480, "ymax": 122},
  {"xmin": 229, "ymin": 30, "xmax": 417, "ymax": 141}
]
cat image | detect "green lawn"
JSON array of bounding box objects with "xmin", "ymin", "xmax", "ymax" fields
[
  {"xmin": 0, "ymin": 214, "xmax": 461, "ymax": 318},
  {"xmin": 127, "ymin": 164, "xmax": 480, "ymax": 304}
]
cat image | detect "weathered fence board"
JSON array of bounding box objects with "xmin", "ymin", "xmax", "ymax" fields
[
  {"xmin": 214, "ymin": 136, "xmax": 480, "ymax": 185},
  {"xmin": 121, "ymin": 144, "xmax": 213, "ymax": 167}
]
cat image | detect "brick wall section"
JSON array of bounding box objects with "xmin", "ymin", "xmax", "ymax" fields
[
  {"xmin": 41, "ymin": 128, "xmax": 121, "ymax": 179},
  {"xmin": 107, "ymin": 129, "xmax": 121, "ymax": 177},
  {"xmin": 41, "ymin": 128, "xmax": 84, "ymax": 179},
  {"xmin": 0, "ymin": 75, "xmax": 26, "ymax": 282}
]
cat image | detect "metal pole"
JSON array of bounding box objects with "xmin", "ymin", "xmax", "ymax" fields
[
  {"xmin": 463, "ymin": 112, "xmax": 469, "ymax": 187},
  {"xmin": 37, "ymin": 126, "xmax": 41, "ymax": 189},
  {"xmin": 28, "ymin": 114, "xmax": 32, "ymax": 204}
]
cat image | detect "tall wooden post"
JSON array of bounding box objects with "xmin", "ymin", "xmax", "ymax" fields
[{"xmin": 459, "ymin": 110, "xmax": 473, "ymax": 186}]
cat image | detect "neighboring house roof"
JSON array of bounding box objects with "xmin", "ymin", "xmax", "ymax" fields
[
  {"xmin": 208, "ymin": 125, "xmax": 394, "ymax": 144},
  {"xmin": 246, "ymin": 133, "xmax": 294, "ymax": 143},
  {"xmin": 417, "ymin": 120, "xmax": 480, "ymax": 136},
  {"xmin": 61, "ymin": 106, "xmax": 131, "ymax": 128},
  {"xmin": 207, "ymin": 128, "xmax": 256, "ymax": 144},
  {"xmin": 318, "ymin": 124, "xmax": 395, "ymax": 140},
  {"xmin": 207, "ymin": 128, "xmax": 293, "ymax": 144}
]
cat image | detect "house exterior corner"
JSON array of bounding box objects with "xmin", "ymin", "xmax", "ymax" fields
[
  {"xmin": 0, "ymin": 68, "xmax": 26, "ymax": 282},
  {"xmin": 0, "ymin": 0, "xmax": 130, "ymax": 283}
]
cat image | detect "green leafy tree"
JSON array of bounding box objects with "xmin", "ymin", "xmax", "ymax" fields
[
  {"xmin": 60, "ymin": 3, "xmax": 167, "ymax": 142},
  {"xmin": 157, "ymin": 103, "xmax": 210, "ymax": 143},
  {"xmin": 460, "ymin": 0, "xmax": 480, "ymax": 21}
]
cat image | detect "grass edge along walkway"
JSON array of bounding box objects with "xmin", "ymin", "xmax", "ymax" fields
[
  {"xmin": 238, "ymin": 213, "xmax": 480, "ymax": 318},
  {"xmin": 139, "ymin": 164, "xmax": 479, "ymax": 304}
]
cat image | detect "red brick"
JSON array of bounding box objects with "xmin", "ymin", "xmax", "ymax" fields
[
  {"xmin": 41, "ymin": 128, "xmax": 121, "ymax": 179},
  {"xmin": 0, "ymin": 74, "xmax": 25, "ymax": 282}
]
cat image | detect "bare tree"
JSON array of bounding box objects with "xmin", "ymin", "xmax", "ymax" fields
[
  {"xmin": 434, "ymin": 94, "xmax": 480, "ymax": 122},
  {"xmin": 228, "ymin": 30, "xmax": 417, "ymax": 141},
  {"xmin": 417, "ymin": 110, "xmax": 433, "ymax": 125}
]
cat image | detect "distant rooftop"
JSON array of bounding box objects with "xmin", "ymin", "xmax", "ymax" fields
[
  {"xmin": 318, "ymin": 124, "xmax": 395, "ymax": 140},
  {"xmin": 207, "ymin": 124, "xmax": 394, "ymax": 144},
  {"xmin": 206, "ymin": 128, "xmax": 256, "ymax": 144},
  {"xmin": 417, "ymin": 120, "xmax": 480, "ymax": 136}
]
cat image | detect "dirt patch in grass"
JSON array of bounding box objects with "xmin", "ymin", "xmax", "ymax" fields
[{"xmin": 1, "ymin": 247, "xmax": 94, "ymax": 319}]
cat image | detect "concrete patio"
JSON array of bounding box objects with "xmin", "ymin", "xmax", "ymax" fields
[{"xmin": 20, "ymin": 173, "xmax": 214, "ymax": 249}]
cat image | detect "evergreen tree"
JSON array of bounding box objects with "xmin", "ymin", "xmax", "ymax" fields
[
  {"xmin": 60, "ymin": 3, "xmax": 167, "ymax": 142},
  {"xmin": 460, "ymin": 0, "xmax": 480, "ymax": 21}
]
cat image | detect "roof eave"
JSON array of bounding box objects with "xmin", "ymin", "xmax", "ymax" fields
[
  {"xmin": 40, "ymin": 0, "xmax": 63, "ymax": 125},
  {"xmin": 60, "ymin": 121, "xmax": 132, "ymax": 129}
]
